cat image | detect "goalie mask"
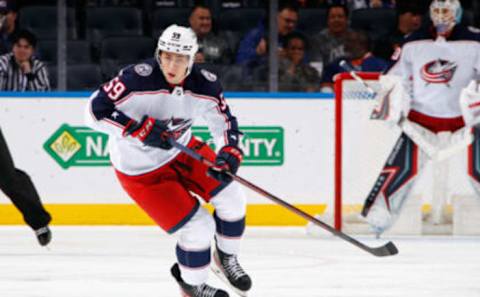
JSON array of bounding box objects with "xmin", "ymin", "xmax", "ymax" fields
[
  {"xmin": 155, "ymin": 24, "xmax": 198, "ymax": 77},
  {"xmin": 430, "ymin": 0, "xmax": 463, "ymax": 35}
]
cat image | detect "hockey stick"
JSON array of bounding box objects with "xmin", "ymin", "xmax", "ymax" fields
[
  {"xmin": 338, "ymin": 60, "xmax": 472, "ymax": 161},
  {"xmin": 169, "ymin": 138, "xmax": 398, "ymax": 257}
]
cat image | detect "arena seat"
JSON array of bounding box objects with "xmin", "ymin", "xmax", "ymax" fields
[
  {"xmin": 67, "ymin": 64, "xmax": 103, "ymax": 91},
  {"xmin": 19, "ymin": 6, "xmax": 77, "ymax": 40},
  {"xmin": 350, "ymin": 8, "xmax": 397, "ymax": 41}
]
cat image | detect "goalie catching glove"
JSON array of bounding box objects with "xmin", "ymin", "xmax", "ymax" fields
[
  {"xmin": 460, "ymin": 80, "xmax": 480, "ymax": 127},
  {"xmin": 208, "ymin": 146, "xmax": 243, "ymax": 184},
  {"xmin": 370, "ymin": 74, "xmax": 410, "ymax": 127}
]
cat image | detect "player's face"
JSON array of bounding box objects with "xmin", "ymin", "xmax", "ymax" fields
[
  {"xmin": 159, "ymin": 51, "xmax": 190, "ymax": 84},
  {"xmin": 432, "ymin": 7, "xmax": 455, "ymax": 22},
  {"xmin": 431, "ymin": 6, "xmax": 456, "ymax": 35}
]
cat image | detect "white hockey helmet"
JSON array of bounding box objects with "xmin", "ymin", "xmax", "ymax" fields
[
  {"xmin": 155, "ymin": 24, "xmax": 199, "ymax": 75},
  {"xmin": 430, "ymin": 0, "xmax": 463, "ymax": 34}
]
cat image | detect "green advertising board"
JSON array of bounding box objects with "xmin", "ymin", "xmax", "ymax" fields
[
  {"xmin": 43, "ymin": 124, "xmax": 110, "ymax": 169},
  {"xmin": 192, "ymin": 126, "xmax": 284, "ymax": 166},
  {"xmin": 44, "ymin": 124, "xmax": 284, "ymax": 169}
]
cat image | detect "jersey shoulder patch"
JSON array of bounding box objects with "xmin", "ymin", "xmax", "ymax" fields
[
  {"xmin": 134, "ymin": 63, "xmax": 153, "ymax": 77},
  {"xmin": 133, "ymin": 63, "xmax": 153, "ymax": 76},
  {"xmin": 200, "ymin": 69, "xmax": 217, "ymax": 82},
  {"xmin": 468, "ymin": 26, "xmax": 480, "ymax": 34},
  {"xmin": 115, "ymin": 60, "xmax": 160, "ymax": 93}
]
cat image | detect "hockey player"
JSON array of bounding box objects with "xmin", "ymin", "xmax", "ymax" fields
[
  {"xmin": 85, "ymin": 25, "xmax": 251, "ymax": 297},
  {"xmin": 361, "ymin": 0, "xmax": 480, "ymax": 235}
]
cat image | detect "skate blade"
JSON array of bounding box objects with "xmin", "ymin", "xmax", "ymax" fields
[{"xmin": 211, "ymin": 262, "xmax": 248, "ymax": 297}]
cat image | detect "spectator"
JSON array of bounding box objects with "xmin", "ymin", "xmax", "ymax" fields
[
  {"xmin": 236, "ymin": 3, "xmax": 299, "ymax": 68},
  {"xmin": 220, "ymin": 0, "xmax": 250, "ymax": 8},
  {"xmin": 0, "ymin": 0, "xmax": 17, "ymax": 55},
  {"xmin": 320, "ymin": 30, "xmax": 387, "ymax": 91},
  {"xmin": 309, "ymin": 4, "xmax": 352, "ymax": 71},
  {"xmin": 374, "ymin": 3, "xmax": 422, "ymax": 61},
  {"xmin": 189, "ymin": 4, "xmax": 233, "ymax": 64},
  {"xmin": 296, "ymin": 0, "xmax": 329, "ymax": 8},
  {"xmin": 0, "ymin": 30, "xmax": 50, "ymax": 91},
  {"xmin": 279, "ymin": 32, "xmax": 320, "ymax": 92},
  {"xmin": 348, "ymin": 0, "xmax": 395, "ymax": 10}
]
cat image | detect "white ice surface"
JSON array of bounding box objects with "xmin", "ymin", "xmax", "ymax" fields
[{"xmin": 0, "ymin": 226, "xmax": 479, "ymax": 297}]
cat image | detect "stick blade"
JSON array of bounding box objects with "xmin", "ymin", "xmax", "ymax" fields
[{"xmin": 370, "ymin": 241, "xmax": 398, "ymax": 257}]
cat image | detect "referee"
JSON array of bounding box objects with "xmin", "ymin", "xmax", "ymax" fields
[
  {"xmin": 0, "ymin": 29, "xmax": 50, "ymax": 91},
  {"xmin": 0, "ymin": 28, "xmax": 52, "ymax": 245}
]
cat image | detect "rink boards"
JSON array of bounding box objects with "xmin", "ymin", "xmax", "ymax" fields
[{"xmin": 0, "ymin": 92, "xmax": 472, "ymax": 226}]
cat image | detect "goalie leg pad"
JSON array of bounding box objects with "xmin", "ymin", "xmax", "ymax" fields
[
  {"xmin": 467, "ymin": 126, "xmax": 480, "ymax": 194},
  {"xmin": 362, "ymin": 133, "xmax": 424, "ymax": 234}
]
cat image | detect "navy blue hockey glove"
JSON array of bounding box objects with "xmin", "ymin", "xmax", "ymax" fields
[
  {"xmin": 123, "ymin": 115, "xmax": 173, "ymax": 150},
  {"xmin": 208, "ymin": 146, "xmax": 243, "ymax": 184}
]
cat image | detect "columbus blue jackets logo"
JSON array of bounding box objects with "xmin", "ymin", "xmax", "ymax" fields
[
  {"xmin": 161, "ymin": 118, "xmax": 192, "ymax": 140},
  {"xmin": 421, "ymin": 59, "xmax": 457, "ymax": 84},
  {"xmin": 134, "ymin": 63, "xmax": 153, "ymax": 77}
]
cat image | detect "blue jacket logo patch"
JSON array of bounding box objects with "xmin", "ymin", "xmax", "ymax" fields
[
  {"xmin": 134, "ymin": 63, "xmax": 153, "ymax": 77},
  {"xmin": 200, "ymin": 69, "xmax": 217, "ymax": 82}
]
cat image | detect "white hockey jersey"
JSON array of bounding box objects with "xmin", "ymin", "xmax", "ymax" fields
[
  {"xmin": 388, "ymin": 25, "xmax": 480, "ymax": 118},
  {"xmin": 85, "ymin": 59, "xmax": 240, "ymax": 175}
]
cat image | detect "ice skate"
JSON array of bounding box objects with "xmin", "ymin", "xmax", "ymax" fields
[
  {"xmin": 35, "ymin": 226, "xmax": 51, "ymax": 246},
  {"xmin": 171, "ymin": 263, "xmax": 229, "ymax": 297},
  {"xmin": 211, "ymin": 247, "xmax": 251, "ymax": 297}
]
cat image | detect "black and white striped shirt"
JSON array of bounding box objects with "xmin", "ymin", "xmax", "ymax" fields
[{"xmin": 0, "ymin": 53, "xmax": 50, "ymax": 91}]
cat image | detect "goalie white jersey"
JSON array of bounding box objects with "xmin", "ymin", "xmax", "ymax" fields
[{"xmin": 388, "ymin": 25, "xmax": 480, "ymax": 118}]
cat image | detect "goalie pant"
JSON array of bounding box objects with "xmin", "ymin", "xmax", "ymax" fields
[{"xmin": 361, "ymin": 110, "xmax": 480, "ymax": 233}]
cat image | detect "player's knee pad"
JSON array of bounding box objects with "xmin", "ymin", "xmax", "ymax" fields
[
  {"xmin": 210, "ymin": 183, "xmax": 246, "ymax": 221},
  {"xmin": 210, "ymin": 184, "xmax": 246, "ymax": 249},
  {"xmin": 177, "ymin": 206, "xmax": 215, "ymax": 250}
]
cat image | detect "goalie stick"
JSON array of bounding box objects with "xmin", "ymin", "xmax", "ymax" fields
[
  {"xmin": 168, "ymin": 138, "xmax": 399, "ymax": 257},
  {"xmin": 338, "ymin": 60, "xmax": 472, "ymax": 162}
]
